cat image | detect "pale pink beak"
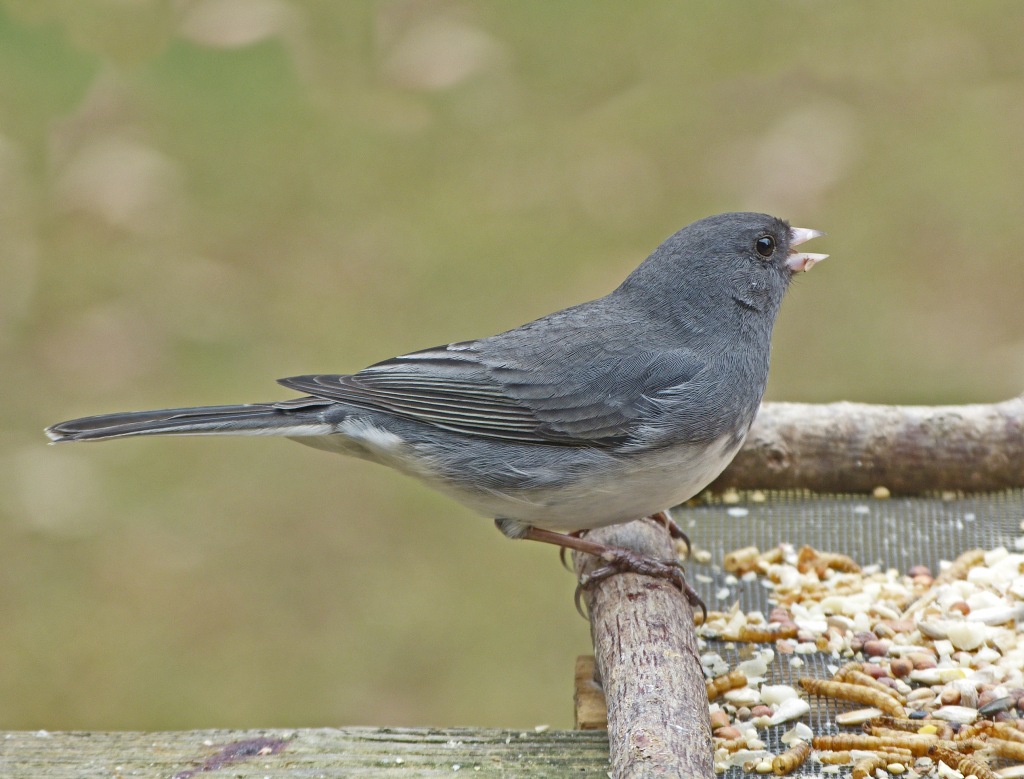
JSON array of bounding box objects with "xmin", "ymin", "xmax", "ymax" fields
[{"xmin": 786, "ymin": 227, "xmax": 827, "ymax": 273}]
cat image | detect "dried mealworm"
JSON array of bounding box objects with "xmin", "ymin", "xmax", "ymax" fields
[
  {"xmin": 772, "ymin": 742, "xmax": 811, "ymax": 775},
  {"xmin": 929, "ymin": 746, "xmax": 998, "ymax": 779},
  {"xmin": 717, "ymin": 738, "xmax": 748, "ymax": 753},
  {"xmin": 832, "ymin": 661, "xmax": 862, "ymax": 683},
  {"xmin": 851, "ymin": 754, "xmax": 887, "ymax": 779},
  {"xmin": 867, "ymin": 727, "xmax": 939, "ymax": 744},
  {"xmin": 811, "ymin": 735, "xmax": 934, "ymax": 757},
  {"xmin": 934, "ymin": 549, "xmax": 986, "ymax": 586},
  {"xmin": 989, "ymin": 722, "xmax": 1024, "ymax": 744},
  {"xmin": 950, "ymin": 737, "xmax": 988, "ymax": 753},
  {"xmin": 815, "ymin": 752, "xmax": 852, "ymax": 765},
  {"xmin": 876, "ymin": 749, "xmax": 915, "ymax": 760},
  {"xmin": 816, "ymin": 749, "xmax": 912, "ymax": 766},
  {"xmin": 797, "ymin": 545, "xmax": 861, "ymax": 577},
  {"xmin": 866, "ymin": 716, "xmax": 931, "ymax": 734},
  {"xmin": 724, "ymin": 545, "xmax": 788, "ymax": 577},
  {"xmin": 751, "ymin": 546, "xmax": 785, "ymax": 574},
  {"xmin": 986, "ymin": 738, "xmax": 1024, "ymax": 761},
  {"xmin": 955, "ymin": 722, "xmax": 995, "ymax": 741},
  {"xmin": 724, "ymin": 546, "xmax": 760, "ymax": 574},
  {"xmin": 730, "ymin": 624, "xmax": 798, "ymax": 642},
  {"xmin": 775, "ymin": 582, "xmax": 866, "ymax": 606},
  {"xmin": 706, "ymin": 670, "xmax": 747, "ymax": 701},
  {"xmin": 844, "ymin": 670, "xmax": 907, "ymax": 704},
  {"xmin": 799, "ymin": 678, "xmax": 906, "ymax": 718}
]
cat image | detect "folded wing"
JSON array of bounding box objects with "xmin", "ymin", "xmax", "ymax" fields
[{"xmin": 278, "ymin": 339, "xmax": 703, "ymax": 446}]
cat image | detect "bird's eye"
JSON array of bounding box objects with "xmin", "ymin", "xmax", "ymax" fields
[{"xmin": 755, "ymin": 235, "xmax": 775, "ymax": 257}]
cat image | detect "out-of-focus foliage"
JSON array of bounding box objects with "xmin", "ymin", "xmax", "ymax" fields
[{"xmin": 1, "ymin": 0, "xmax": 1022, "ymax": 730}]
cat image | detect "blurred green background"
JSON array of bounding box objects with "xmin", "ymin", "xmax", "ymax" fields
[{"xmin": 1, "ymin": 0, "xmax": 1023, "ymax": 731}]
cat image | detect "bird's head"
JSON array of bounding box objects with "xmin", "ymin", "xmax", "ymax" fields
[{"xmin": 625, "ymin": 212, "xmax": 827, "ymax": 320}]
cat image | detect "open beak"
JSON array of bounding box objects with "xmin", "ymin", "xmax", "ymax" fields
[{"xmin": 786, "ymin": 227, "xmax": 828, "ymax": 273}]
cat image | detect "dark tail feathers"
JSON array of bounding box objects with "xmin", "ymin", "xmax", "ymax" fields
[{"xmin": 46, "ymin": 399, "xmax": 335, "ymax": 442}]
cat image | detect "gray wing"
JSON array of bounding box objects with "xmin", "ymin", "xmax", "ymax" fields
[{"xmin": 277, "ymin": 336, "xmax": 704, "ymax": 447}]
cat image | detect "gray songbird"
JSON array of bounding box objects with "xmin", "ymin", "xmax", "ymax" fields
[{"xmin": 47, "ymin": 212, "xmax": 826, "ymax": 605}]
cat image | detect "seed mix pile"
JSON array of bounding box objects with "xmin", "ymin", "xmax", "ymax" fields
[{"xmin": 699, "ymin": 538, "xmax": 1024, "ymax": 779}]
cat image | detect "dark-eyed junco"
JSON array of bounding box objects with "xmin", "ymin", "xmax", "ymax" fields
[{"xmin": 47, "ymin": 212, "xmax": 826, "ymax": 604}]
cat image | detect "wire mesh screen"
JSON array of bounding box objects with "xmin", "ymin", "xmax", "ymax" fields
[{"xmin": 674, "ymin": 489, "xmax": 1024, "ymax": 777}]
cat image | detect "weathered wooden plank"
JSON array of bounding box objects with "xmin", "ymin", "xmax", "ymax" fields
[
  {"xmin": 573, "ymin": 655, "xmax": 608, "ymax": 730},
  {"xmin": 0, "ymin": 728, "xmax": 610, "ymax": 779}
]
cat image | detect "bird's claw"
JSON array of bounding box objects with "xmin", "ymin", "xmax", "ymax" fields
[
  {"xmin": 573, "ymin": 584, "xmax": 590, "ymax": 620},
  {"xmin": 682, "ymin": 576, "xmax": 707, "ymax": 624},
  {"xmin": 675, "ymin": 531, "xmax": 692, "ymax": 560},
  {"xmin": 647, "ymin": 511, "xmax": 691, "ymax": 559}
]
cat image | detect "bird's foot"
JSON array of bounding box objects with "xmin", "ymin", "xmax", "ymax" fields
[
  {"xmin": 515, "ymin": 525, "xmax": 706, "ymax": 622},
  {"xmin": 578, "ymin": 548, "xmax": 706, "ymax": 623},
  {"xmin": 553, "ymin": 511, "xmax": 690, "ymax": 572},
  {"xmin": 646, "ymin": 510, "xmax": 691, "ymax": 559}
]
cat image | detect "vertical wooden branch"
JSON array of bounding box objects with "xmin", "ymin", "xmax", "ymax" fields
[{"xmin": 573, "ymin": 520, "xmax": 713, "ymax": 779}]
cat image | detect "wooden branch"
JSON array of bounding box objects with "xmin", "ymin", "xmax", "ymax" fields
[
  {"xmin": 0, "ymin": 727, "xmax": 611, "ymax": 778},
  {"xmin": 711, "ymin": 393, "xmax": 1024, "ymax": 495},
  {"xmin": 573, "ymin": 521, "xmax": 713, "ymax": 779}
]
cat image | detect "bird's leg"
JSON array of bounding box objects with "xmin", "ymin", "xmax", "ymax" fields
[
  {"xmin": 516, "ymin": 525, "xmax": 706, "ymax": 623},
  {"xmin": 559, "ymin": 530, "xmax": 587, "ymax": 571},
  {"xmin": 646, "ymin": 510, "xmax": 691, "ymax": 559}
]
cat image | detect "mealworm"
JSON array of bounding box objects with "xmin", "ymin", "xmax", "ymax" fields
[
  {"xmin": 775, "ymin": 582, "xmax": 868, "ymax": 607},
  {"xmin": 772, "ymin": 742, "xmax": 811, "ymax": 775},
  {"xmin": 988, "ymin": 722, "xmax": 1024, "ymax": 744},
  {"xmin": 954, "ymin": 722, "xmax": 993, "ymax": 741},
  {"xmin": 851, "ymin": 754, "xmax": 887, "ymax": 779},
  {"xmin": 799, "ymin": 678, "xmax": 906, "ymax": 718},
  {"xmin": 867, "ymin": 727, "xmax": 938, "ymax": 745},
  {"xmin": 934, "ymin": 549, "xmax": 986, "ymax": 586},
  {"xmin": 985, "ymin": 738, "xmax": 1024, "ymax": 761},
  {"xmin": 844, "ymin": 670, "xmax": 907, "ymax": 704},
  {"xmin": 716, "ymin": 737, "xmax": 748, "ymax": 753},
  {"xmin": 865, "ymin": 716, "xmax": 933, "ymax": 734},
  {"xmin": 832, "ymin": 661, "xmax": 862, "ymax": 683},
  {"xmin": 723, "ymin": 546, "xmax": 760, "ymax": 574},
  {"xmin": 929, "ymin": 746, "xmax": 998, "ymax": 779},
  {"xmin": 815, "ymin": 751, "xmax": 853, "ymax": 765},
  {"xmin": 811, "ymin": 734, "xmax": 934, "ymax": 757},
  {"xmin": 797, "ymin": 545, "xmax": 861, "ymax": 577},
  {"xmin": 729, "ymin": 624, "xmax": 798, "ymax": 642},
  {"xmin": 815, "ymin": 748, "xmax": 912, "ymax": 766},
  {"xmin": 950, "ymin": 737, "xmax": 989, "ymax": 753},
  {"xmin": 723, "ymin": 546, "xmax": 785, "ymax": 577},
  {"xmin": 706, "ymin": 670, "xmax": 747, "ymax": 700}
]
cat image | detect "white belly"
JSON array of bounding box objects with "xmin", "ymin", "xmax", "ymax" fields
[
  {"xmin": 423, "ymin": 436, "xmax": 742, "ymax": 532},
  {"xmin": 295, "ymin": 419, "xmax": 743, "ymax": 533}
]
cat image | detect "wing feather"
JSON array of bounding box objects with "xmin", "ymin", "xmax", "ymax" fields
[{"xmin": 277, "ymin": 338, "xmax": 704, "ymax": 446}]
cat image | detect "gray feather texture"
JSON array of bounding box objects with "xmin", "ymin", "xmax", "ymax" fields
[{"xmin": 46, "ymin": 212, "xmax": 816, "ymax": 531}]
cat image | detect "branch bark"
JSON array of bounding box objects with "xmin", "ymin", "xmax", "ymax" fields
[
  {"xmin": 573, "ymin": 521, "xmax": 713, "ymax": 779},
  {"xmin": 711, "ymin": 393, "xmax": 1024, "ymax": 495}
]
